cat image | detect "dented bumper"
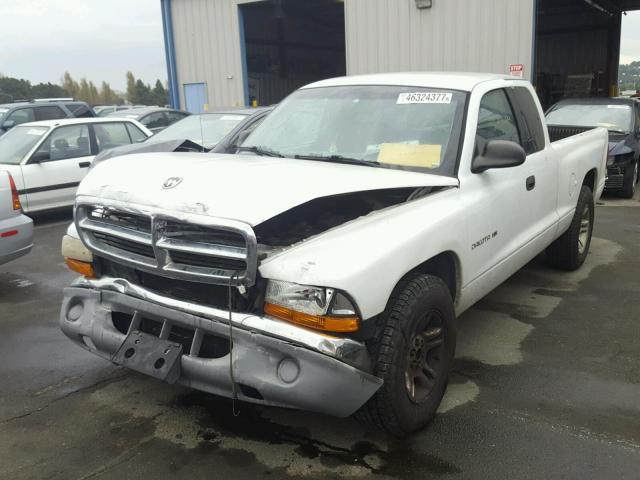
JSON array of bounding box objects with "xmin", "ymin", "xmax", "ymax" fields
[{"xmin": 59, "ymin": 278, "xmax": 382, "ymax": 417}]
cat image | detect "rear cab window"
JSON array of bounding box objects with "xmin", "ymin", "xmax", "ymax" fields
[{"xmin": 506, "ymin": 87, "xmax": 546, "ymax": 154}]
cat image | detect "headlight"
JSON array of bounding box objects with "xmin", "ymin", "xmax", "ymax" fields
[
  {"xmin": 607, "ymin": 155, "xmax": 615, "ymax": 166},
  {"xmin": 264, "ymin": 280, "xmax": 360, "ymax": 332}
]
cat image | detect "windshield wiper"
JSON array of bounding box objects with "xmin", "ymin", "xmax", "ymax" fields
[
  {"xmin": 293, "ymin": 154, "xmax": 379, "ymax": 168},
  {"xmin": 236, "ymin": 145, "xmax": 284, "ymax": 157}
]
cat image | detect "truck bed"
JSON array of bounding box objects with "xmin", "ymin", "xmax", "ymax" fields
[{"xmin": 547, "ymin": 125, "xmax": 595, "ymax": 143}]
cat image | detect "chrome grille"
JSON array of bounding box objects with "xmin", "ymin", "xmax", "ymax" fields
[{"xmin": 76, "ymin": 203, "xmax": 257, "ymax": 286}]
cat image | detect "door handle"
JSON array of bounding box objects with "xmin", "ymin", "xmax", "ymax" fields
[
  {"xmin": 526, "ymin": 175, "xmax": 536, "ymax": 191},
  {"xmin": 78, "ymin": 161, "xmax": 90, "ymax": 168}
]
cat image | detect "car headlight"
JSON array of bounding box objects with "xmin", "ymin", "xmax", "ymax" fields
[
  {"xmin": 607, "ymin": 155, "xmax": 615, "ymax": 166},
  {"xmin": 264, "ymin": 280, "xmax": 360, "ymax": 333}
]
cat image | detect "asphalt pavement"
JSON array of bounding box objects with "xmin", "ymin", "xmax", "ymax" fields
[{"xmin": 0, "ymin": 195, "xmax": 639, "ymax": 479}]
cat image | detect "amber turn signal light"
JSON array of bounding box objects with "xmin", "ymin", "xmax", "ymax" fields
[
  {"xmin": 264, "ymin": 302, "xmax": 360, "ymax": 333},
  {"xmin": 64, "ymin": 258, "xmax": 96, "ymax": 279}
]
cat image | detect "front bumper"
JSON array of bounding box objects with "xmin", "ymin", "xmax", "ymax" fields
[{"xmin": 60, "ymin": 277, "xmax": 382, "ymax": 417}]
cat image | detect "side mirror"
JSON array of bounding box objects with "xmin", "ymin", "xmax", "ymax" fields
[
  {"xmin": 30, "ymin": 151, "xmax": 50, "ymax": 163},
  {"xmin": 472, "ymin": 140, "xmax": 526, "ymax": 173},
  {"xmin": 2, "ymin": 120, "xmax": 15, "ymax": 130}
]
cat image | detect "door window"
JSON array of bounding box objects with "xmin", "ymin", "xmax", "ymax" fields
[
  {"xmin": 34, "ymin": 124, "xmax": 91, "ymax": 161},
  {"xmin": 94, "ymin": 122, "xmax": 135, "ymax": 151},
  {"xmin": 507, "ymin": 87, "xmax": 546, "ymax": 154},
  {"xmin": 476, "ymin": 89, "xmax": 520, "ymax": 155},
  {"xmin": 7, "ymin": 108, "xmax": 35, "ymax": 126},
  {"xmin": 35, "ymin": 106, "xmax": 66, "ymax": 121},
  {"xmin": 125, "ymin": 123, "xmax": 147, "ymax": 142},
  {"xmin": 142, "ymin": 112, "xmax": 168, "ymax": 130},
  {"xmin": 166, "ymin": 111, "xmax": 188, "ymax": 125}
]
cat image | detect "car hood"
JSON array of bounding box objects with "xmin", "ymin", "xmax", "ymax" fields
[
  {"xmin": 92, "ymin": 139, "xmax": 205, "ymax": 166},
  {"xmin": 77, "ymin": 152, "xmax": 458, "ymax": 226}
]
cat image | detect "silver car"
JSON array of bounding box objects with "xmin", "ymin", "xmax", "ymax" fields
[{"xmin": 0, "ymin": 170, "xmax": 33, "ymax": 265}]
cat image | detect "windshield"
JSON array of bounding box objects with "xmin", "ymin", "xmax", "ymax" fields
[
  {"xmin": 148, "ymin": 113, "xmax": 247, "ymax": 148},
  {"xmin": 241, "ymin": 86, "xmax": 467, "ymax": 175},
  {"xmin": 0, "ymin": 125, "xmax": 49, "ymax": 164},
  {"xmin": 546, "ymin": 103, "xmax": 633, "ymax": 133}
]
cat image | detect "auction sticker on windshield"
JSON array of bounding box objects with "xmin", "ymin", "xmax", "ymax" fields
[
  {"xmin": 27, "ymin": 128, "xmax": 47, "ymax": 135},
  {"xmin": 397, "ymin": 92, "xmax": 452, "ymax": 104}
]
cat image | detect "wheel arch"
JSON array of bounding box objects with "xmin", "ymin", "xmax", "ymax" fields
[
  {"xmin": 583, "ymin": 168, "xmax": 597, "ymax": 192},
  {"xmin": 403, "ymin": 250, "xmax": 461, "ymax": 304}
]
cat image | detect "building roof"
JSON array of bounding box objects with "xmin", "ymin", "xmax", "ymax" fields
[{"xmin": 303, "ymin": 72, "xmax": 519, "ymax": 92}]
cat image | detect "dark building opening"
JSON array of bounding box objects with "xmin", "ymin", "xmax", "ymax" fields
[
  {"xmin": 535, "ymin": 0, "xmax": 640, "ymax": 108},
  {"xmin": 239, "ymin": 0, "xmax": 346, "ymax": 106}
]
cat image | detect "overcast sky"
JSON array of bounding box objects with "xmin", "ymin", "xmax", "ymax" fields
[
  {"xmin": 620, "ymin": 10, "xmax": 640, "ymax": 64},
  {"xmin": 2, "ymin": 1, "xmax": 640, "ymax": 92},
  {"xmin": 0, "ymin": 0, "xmax": 166, "ymax": 92}
]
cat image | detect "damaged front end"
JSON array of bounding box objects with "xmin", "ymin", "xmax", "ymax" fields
[{"xmin": 60, "ymin": 197, "xmax": 385, "ymax": 417}]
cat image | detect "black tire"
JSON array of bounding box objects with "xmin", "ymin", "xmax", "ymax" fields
[
  {"xmin": 355, "ymin": 274, "xmax": 456, "ymax": 437},
  {"xmin": 620, "ymin": 161, "xmax": 638, "ymax": 199},
  {"xmin": 546, "ymin": 185, "xmax": 594, "ymax": 271}
]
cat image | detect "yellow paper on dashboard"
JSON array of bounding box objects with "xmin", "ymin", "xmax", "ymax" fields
[{"xmin": 377, "ymin": 143, "xmax": 442, "ymax": 168}]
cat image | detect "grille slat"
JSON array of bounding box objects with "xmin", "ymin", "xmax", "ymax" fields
[{"xmin": 76, "ymin": 204, "xmax": 257, "ymax": 286}]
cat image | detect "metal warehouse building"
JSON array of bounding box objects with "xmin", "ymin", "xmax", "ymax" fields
[{"xmin": 160, "ymin": 0, "xmax": 640, "ymax": 112}]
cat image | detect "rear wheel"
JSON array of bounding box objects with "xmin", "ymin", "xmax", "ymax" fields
[
  {"xmin": 620, "ymin": 161, "xmax": 638, "ymax": 199},
  {"xmin": 546, "ymin": 185, "xmax": 594, "ymax": 271},
  {"xmin": 356, "ymin": 274, "xmax": 456, "ymax": 437}
]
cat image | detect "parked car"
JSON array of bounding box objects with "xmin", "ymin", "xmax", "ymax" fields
[
  {"xmin": 94, "ymin": 105, "xmax": 147, "ymax": 117},
  {"xmin": 0, "ymin": 170, "xmax": 33, "ymax": 265},
  {"xmin": 60, "ymin": 73, "xmax": 606, "ymax": 436},
  {"xmin": 546, "ymin": 97, "xmax": 640, "ymax": 198},
  {"xmin": 0, "ymin": 118, "xmax": 152, "ymax": 213},
  {"xmin": 106, "ymin": 107, "xmax": 190, "ymax": 134},
  {"xmin": 0, "ymin": 100, "xmax": 95, "ymax": 137},
  {"xmin": 91, "ymin": 107, "xmax": 273, "ymax": 165}
]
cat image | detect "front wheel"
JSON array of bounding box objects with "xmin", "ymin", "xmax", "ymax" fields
[
  {"xmin": 355, "ymin": 274, "xmax": 456, "ymax": 437},
  {"xmin": 620, "ymin": 161, "xmax": 638, "ymax": 199},
  {"xmin": 546, "ymin": 185, "xmax": 594, "ymax": 271}
]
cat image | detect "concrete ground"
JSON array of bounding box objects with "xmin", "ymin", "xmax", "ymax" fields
[{"xmin": 0, "ymin": 194, "xmax": 639, "ymax": 480}]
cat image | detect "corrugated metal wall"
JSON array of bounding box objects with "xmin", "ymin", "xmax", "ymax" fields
[
  {"xmin": 169, "ymin": 0, "xmax": 536, "ymax": 109},
  {"xmin": 344, "ymin": 0, "xmax": 535, "ymax": 79},
  {"xmin": 170, "ymin": 0, "xmax": 253, "ymax": 109}
]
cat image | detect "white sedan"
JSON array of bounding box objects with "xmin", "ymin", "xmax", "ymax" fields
[{"xmin": 0, "ymin": 118, "xmax": 152, "ymax": 213}]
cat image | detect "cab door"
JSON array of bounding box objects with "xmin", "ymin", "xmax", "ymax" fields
[
  {"xmin": 464, "ymin": 88, "xmax": 538, "ymax": 281},
  {"xmin": 22, "ymin": 124, "xmax": 94, "ymax": 211}
]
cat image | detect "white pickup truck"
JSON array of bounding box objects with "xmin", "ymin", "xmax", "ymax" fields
[{"xmin": 59, "ymin": 73, "xmax": 607, "ymax": 436}]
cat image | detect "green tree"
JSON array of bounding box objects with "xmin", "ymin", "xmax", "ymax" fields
[
  {"xmin": 0, "ymin": 76, "xmax": 32, "ymax": 101},
  {"xmin": 151, "ymin": 79, "xmax": 168, "ymax": 106},
  {"xmin": 99, "ymin": 81, "xmax": 119, "ymax": 105},
  {"xmin": 126, "ymin": 71, "xmax": 136, "ymax": 104},
  {"xmin": 88, "ymin": 81, "xmax": 99, "ymax": 105},
  {"xmin": 61, "ymin": 71, "xmax": 79, "ymax": 98},
  {"xmin": 31, "ymin": 82, "xmax": 69, "ymax": 98},
  {"xmin": 132, "ymin": 79, "xmax": 152, "ymax": 105},
  {"xmin": 77, "ymin": 78, "xmax": 91, "ymax": 103}
]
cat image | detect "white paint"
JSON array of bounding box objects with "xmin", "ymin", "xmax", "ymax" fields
[
  {"xmin": 11, "ymin": 279, "xmax": 34, "ymax": 288},
  {"xmin": 79, "ymin": 74, "xmax": 607, "ymax": 324}
]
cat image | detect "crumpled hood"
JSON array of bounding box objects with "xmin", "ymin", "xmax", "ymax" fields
[
  {"xmin": 77, "ymin": 152, "xmax": 458, "ymax": 226},
  {"xmin": 607, "ymin": 132, "xmax": 633, "ymax": 157}
]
